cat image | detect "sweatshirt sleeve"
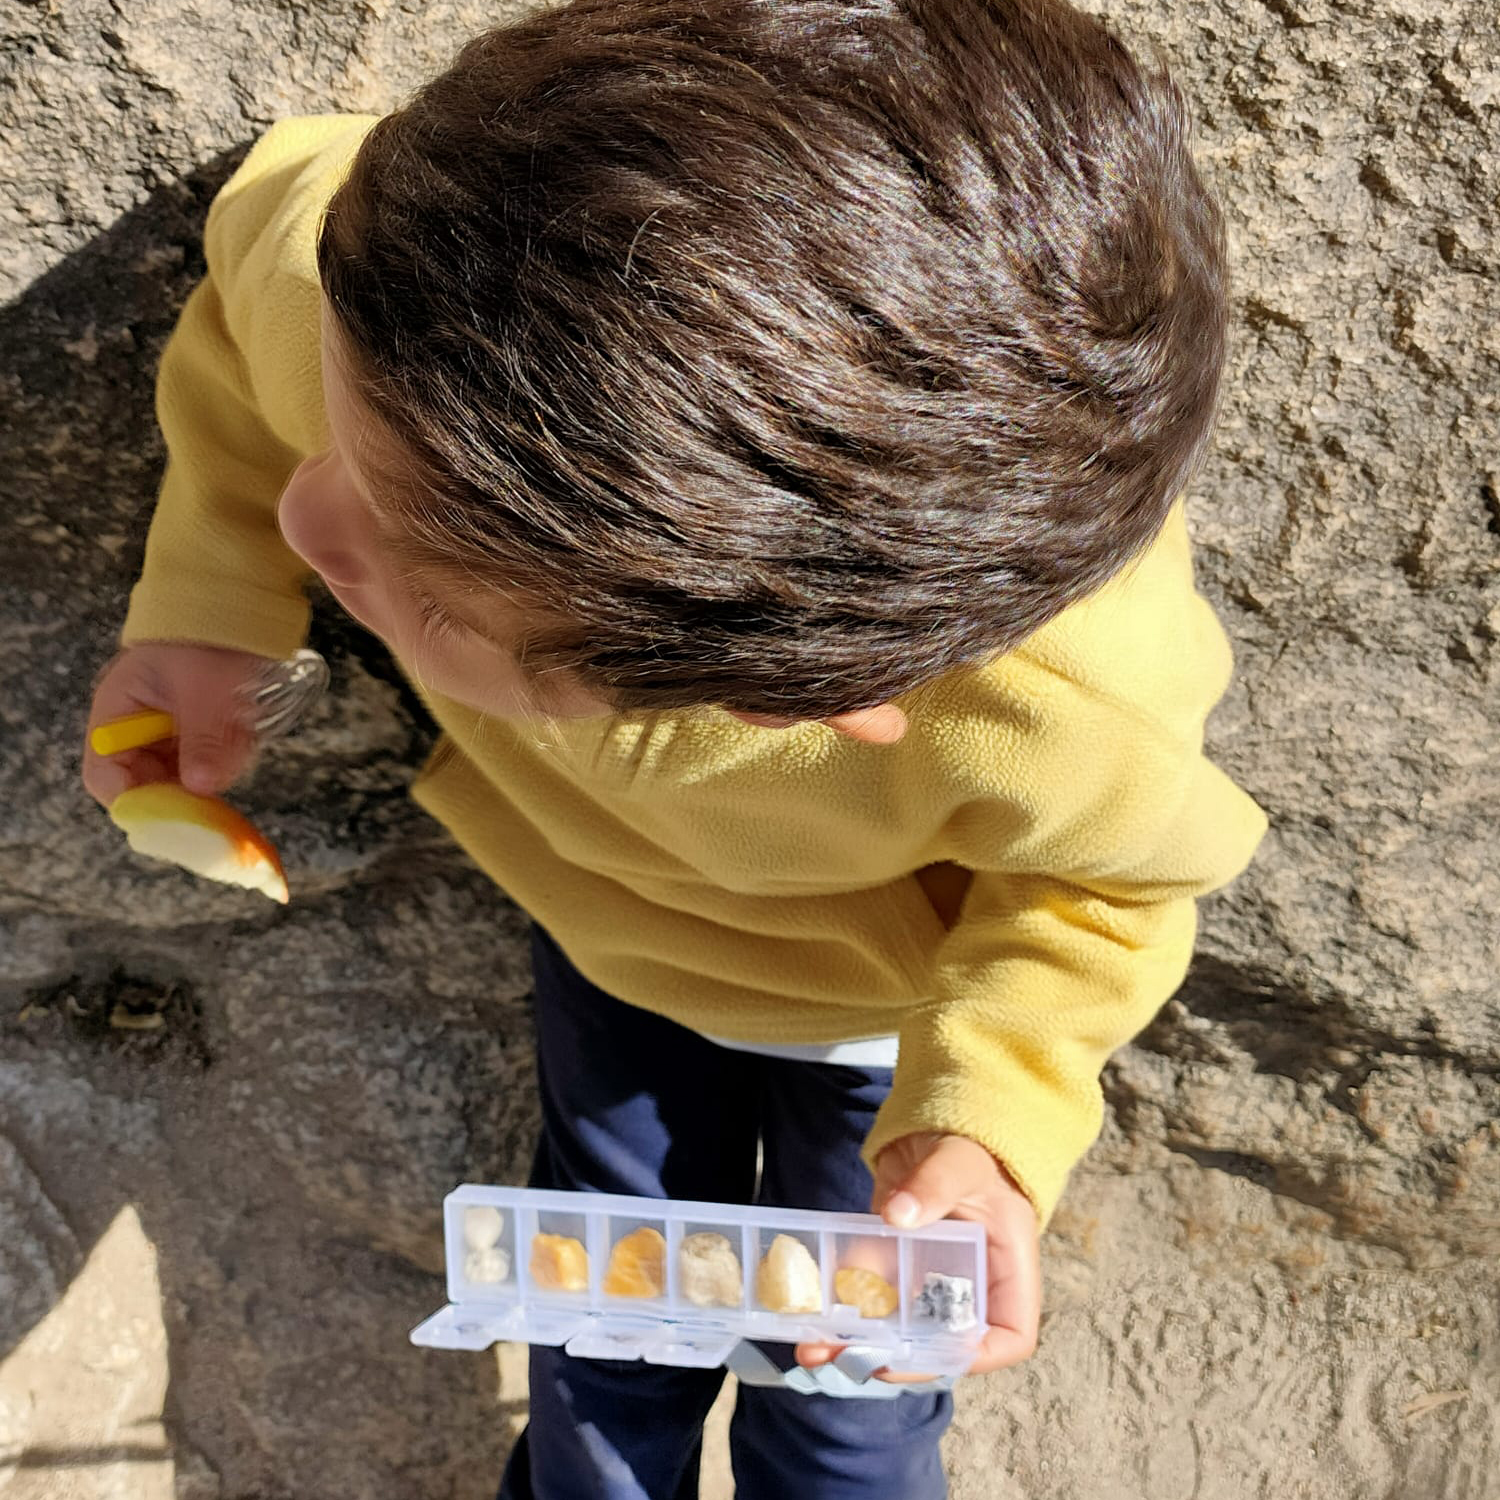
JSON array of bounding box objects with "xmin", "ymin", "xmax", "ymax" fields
[
  {"xmin": 864, "ymin": 508, "xmax": 1269, "ymax": 1226},
  {"xmin": 121, "ymin": 115, "xmax": 377, "ymax": 657}
]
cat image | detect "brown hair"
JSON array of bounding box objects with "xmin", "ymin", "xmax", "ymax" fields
[{"xmin": 317, "ymin": 0, "xmax": 1227, "ymax": 717}]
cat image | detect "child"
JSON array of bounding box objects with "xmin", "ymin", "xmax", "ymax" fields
[{"xmin": 83, "ymin": 0, "xmax": 1267, "ymax": 1494}]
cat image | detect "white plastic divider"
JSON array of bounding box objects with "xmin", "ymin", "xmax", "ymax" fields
[
  {"xmin": 739, "ymin": 1222, "xmax": 756, "ymax": 1312},
  {"xmin": 443, "ymin": 1200, "xmax": 464, "ymax": 1307},
  {"xmin": 663, "ymin": 1217, "xmax": 683, "ymax": 1311},
  {"xmin": 897, "ymin": 1233, "xmax": 912, "ymax": 1336},
  {"xmin": 513, "ymin": 1200, "xmax": 535, "ymax": 1305},
  {"xmin": 584, "ymin": 1210, "xmax": 608, "ymax": 1309},
  {"xmin": 828, "ymin": 1255, "xmax": 851, "ymax": 1321}
]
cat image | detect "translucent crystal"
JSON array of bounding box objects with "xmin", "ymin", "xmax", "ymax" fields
[
  {"xmin": 755, "ymin": 1234, "xmax": 822, "ymax": 1314},
  {"xmin": 679, "ymin": 1232, "xmax": 743, "ymax": 1308}
]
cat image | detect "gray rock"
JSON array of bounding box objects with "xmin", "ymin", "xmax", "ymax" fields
[{"xmin": 2, "ymin": 0, "xmax": 1496, "ymax": 1496}]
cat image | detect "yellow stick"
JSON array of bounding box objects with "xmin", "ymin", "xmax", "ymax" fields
[{"xmin": 90, "ymin": 709, "xmax": 178, "ymax": 757}]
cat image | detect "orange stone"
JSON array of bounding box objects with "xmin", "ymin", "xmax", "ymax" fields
[
  {"xmin": 835, "ymin": 1266, "xmax": 899, "ymax": 1319},
  {"xmin": 603, "ymin": 1227, "xmax": 667, "ymax": 1298},
  {"xmin": 530, "ymin": 1233, "xmax": 589, "ymax": 1292}
]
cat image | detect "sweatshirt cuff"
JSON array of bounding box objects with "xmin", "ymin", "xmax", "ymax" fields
[
  {"xmin": 861, "ymin": 1014, "xmax": 1106, "ymax": 1229},
  {"xmin": 121, "ymin": 573, "xmax": 311, "ymax": 661}
]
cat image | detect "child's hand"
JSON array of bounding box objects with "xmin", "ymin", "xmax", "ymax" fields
[
  {"xmin": 794, "ymin": 1131, "xmax": 1041, "ymax": 1381},
  {"xmin": 83, "ymin": 641, "xmax": 276, "ymax": 808}
]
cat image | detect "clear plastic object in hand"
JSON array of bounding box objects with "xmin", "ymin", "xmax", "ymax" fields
[{"xmin": 240, "ymin": 649, "xmax": 329, "ymax": 740}]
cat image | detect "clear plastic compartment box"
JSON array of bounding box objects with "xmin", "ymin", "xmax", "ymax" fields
[{"xmin": 411, "ymin": 1185, "xmax": 986, "ymax": 1377}]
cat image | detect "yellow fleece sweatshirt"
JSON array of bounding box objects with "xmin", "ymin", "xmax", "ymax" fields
[{"xmin": 121, "ymin": 115, "xmax": 1268, "ymax": 1225}]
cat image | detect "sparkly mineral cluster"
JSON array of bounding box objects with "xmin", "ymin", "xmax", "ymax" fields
[
  {"xmin": 603, "ymin": 1227, "xmax": 667, "ymax": 1298},
  {"xmin": 834, "ymin": 1266, "xmax": 899, "ymax": 1319},
  {"xmin": 679, "ymin": 1232, "xmax": 743, "ymax": 1308},
  {"xmin": 755, "ymin": 1234, "xmax": 823, "ymax": 1314},
  {"xmin": 912, "ymin": 1272, "xmax": 977, "ymax": 1331}
]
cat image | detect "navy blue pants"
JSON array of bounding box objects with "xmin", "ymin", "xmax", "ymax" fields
[{"xmin": 497, "ymin": 924, "xmax": 952, "ymax": 1500}]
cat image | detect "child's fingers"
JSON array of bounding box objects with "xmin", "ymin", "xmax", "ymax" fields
[
  {"xmin": 793, "ymin": 1340, "xmax": 947, "ymax": 1386},
  {"xmin": 966, "ymin": 1204, "xmax": 1043, "ymax": 1376},
  {"xmin": 176, "ymin": 713, "xmax": 257, "ymax": 794},
  {"xmin": 83, "ymin": 670, "xmax": 174, "ymax": 806},
  {"xmin": 81, "ymin": 742, "xmax": 177, "ymax": 807},
  {"xmin": 83, "ymin": 641, "xmax": 275, "ymax": 806},
  {"xmin": 800, "ymin": 1331, "xmax": 996, "ymax": 1384},
  {"xmin": 967, "ymin": 1319, "xmax": 1039, "ymax": 1374},
  {"xmin": 793, "ymin": 1339, "xmax": 841, "ymax": 1370},
  {"xmin": 879, "ymin": 1134, "xmax": 992, "ymax": 1229},
  {"xmin": 82, "ymin": 742, "xmax": 130, "ymax": 806}
]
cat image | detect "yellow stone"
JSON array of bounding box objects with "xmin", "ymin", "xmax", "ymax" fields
[
  {"xmin": 530, "ymin": 1233, "xmax": 589, "ymax": 1292},
  {"xmin": 603, "ymin": 1227, "xmax": 667, "ymax": 1298},
  {"xmin": 834, "ymin": 1266, "xmax": 898, "ymax": 1319}
]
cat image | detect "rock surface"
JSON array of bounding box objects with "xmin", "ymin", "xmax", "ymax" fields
[{"xmin": 1, "ymin": 0, "xmax": 1496, "ymax": 1496}]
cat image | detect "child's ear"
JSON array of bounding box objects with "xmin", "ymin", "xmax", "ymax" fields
[
  {"xmin": 726, "ymin": 704, "xmax": 908, "ymax": 744},
  {"xmin": 823, "ymin": 703, "xmax": 907, "ymax": 744}
]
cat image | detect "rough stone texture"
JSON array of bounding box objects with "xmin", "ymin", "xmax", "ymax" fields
[
  {"xmin": 2, "ymin": 0, "xmax": 1496, "ymax": 1496},
  {"xmin": 0, "ymin": 1207, "xmax": 174, "ymax": 1500}
]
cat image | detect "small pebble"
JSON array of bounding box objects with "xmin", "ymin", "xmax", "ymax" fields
[
  {"xmin": 913, "ymin": 1272, "xmax": 977, "ymax": 1331},
  {"xmin": 464, "ymin": 1246, "xmax": 511, "ymax": 1284},
  {"xmin": 679, "ymin": 1232, "xmax": 744, "ymax": 1308},
  {"xmin": 464, "ymin": 1206, "xmax": 505, "ymax": 1251},
  {"xmin": 755, "ymin": 1234, "xmax": 823, "ymax": 1314}
]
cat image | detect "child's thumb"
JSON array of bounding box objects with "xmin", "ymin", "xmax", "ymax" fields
[
  {"xmin": 178, "ymin": 711, "xmax": 254, "ymax": 794},
  {"xmin": 879, "ymin": 1135, "xmax": 979, "ymax": 1230}
]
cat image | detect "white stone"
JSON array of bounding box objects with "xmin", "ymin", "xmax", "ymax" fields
[
  {"xmin": 464, "ymin": 1246, "xmax": 511, "ymax": 1284},
  {"xmin": 463, "ymin": 1205, "xmax": 504, "ymax": 1251},
  {"xmin": 679, "ymin": 1232, "xmax": 743, "ymax": 1307}
]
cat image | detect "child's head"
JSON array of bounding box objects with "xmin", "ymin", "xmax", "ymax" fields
[{"xmin": 293, "ymin": 0, "xmax": 1227, "ymax": 729}]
